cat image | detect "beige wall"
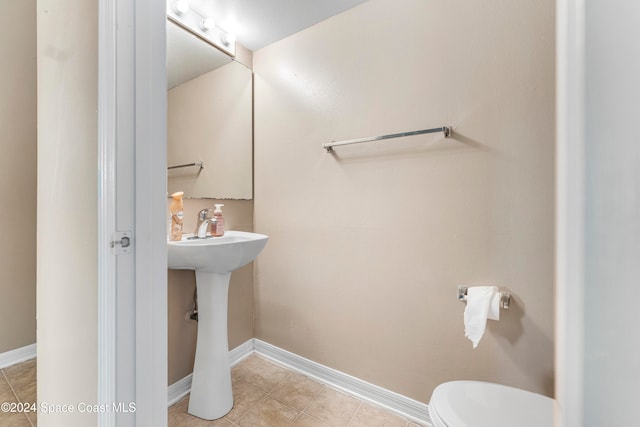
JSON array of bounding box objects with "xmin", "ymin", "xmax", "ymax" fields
[
  {"xmin": 37, "ymin": 0, "xmax": 98, "ymax": 425},
  {"xmin": 0, "ymin": 0, "xmax": 37, "ymax": 354},
  {"xmin": 168, "ymin": 199, "xmax": 254, "ymax": 385},
  {"xmin": 253, "ymin": 0, "xmax": 555, "ymax": 402}
]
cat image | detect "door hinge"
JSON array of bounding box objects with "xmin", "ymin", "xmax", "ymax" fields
[{"xmin": 111, "ymin": 231, "xmax": 133, "ymax": 255}]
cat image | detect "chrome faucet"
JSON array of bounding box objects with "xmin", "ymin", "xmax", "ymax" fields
[
  {"xmin": 196, "ymin": 218, "xmax": 214, "ymax": 238},
  {"xmin": 194, "ymin": 208, "xmax": 213, "ymax": 238}
]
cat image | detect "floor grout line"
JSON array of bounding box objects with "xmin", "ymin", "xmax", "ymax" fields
[
  {"xmin": 264, "ymin": 371, "xmax": 305, "ymax": 426},
  {"xmin": 263, "ymin": 372, "xmax": 301, "ymax": 426},
  {"xmin": 26, "ymin": 411, "xmax": 35, "ymax": 427},
  {"xmin": 1, "ymin": 369, "xmax": 20, "ymax": 404},
  {"xmin": 1, "ymin": 366, "xmax": 36, "ymax": 427},
  {"xmin": 295, "ymin": 382, "xmax": 327, "ymax": 424},
  {"xmin": 231, "ymin": 359, "xmax": 335, "ymax": 426},
  {"xmin": 345, "ymin": 400, "xmax": 363, "ymax": 427},
  {"xmin": 232, "ymin": 390, "xmax": 269, "ymax": 426}
]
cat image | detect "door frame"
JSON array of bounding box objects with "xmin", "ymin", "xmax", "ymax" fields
[
  {"xmin": 555, "ymin": 0, "xmax": 585, "ymax": 425},
  {"xmin": 98, "ymin": 0, "xmax": 168, "ymax": 425}
]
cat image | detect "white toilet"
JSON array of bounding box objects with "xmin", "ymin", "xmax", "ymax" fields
[{"xmin": 428, "ymin": 381, "xmax": 554, "ymax": 427}]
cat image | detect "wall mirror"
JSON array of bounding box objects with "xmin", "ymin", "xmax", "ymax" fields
[{"xmin": 166, "ymin": 19, "xmax": 253, "ymax": 200}]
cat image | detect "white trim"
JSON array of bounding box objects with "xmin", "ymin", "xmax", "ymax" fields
[
  {"xmin": 168, "ymin": 339, "xmax": 432, "ymax": 426},
  {"xmin": 133, "ymin": 0, "xmax": 169, "ymax": 424},
  {"xmin": 229, "ymin": 339, "xmax": 256, "ymax": 365},
  {"xmin": 168, "ymin": 374, "xmax": 193, "ymax": 407},
  {"xmin": 97, "ymin": 0, "xmax": 117, "ymax": 425},
  {"xmin": 97, "ymin": 0, "xmax": 168, "ymax": 425},
  {"xmin": 555, "ymin": 0, "xmax": 585, "ymax": 426},
  {"xmin": 0, "ymin": 344, "xmax": 37, "ymax": 369}
]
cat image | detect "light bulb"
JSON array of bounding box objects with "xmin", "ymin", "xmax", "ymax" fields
[
  {"xmin": 222, "ymin": 33, "xmax": 236, "ymax": 47},
  {"xmin": 173, "ymin": 0, "xmax": 189, "ymax": 16},
  {"xmin": 200, "ymin": 18, "xmax": 215, "ymax": 32}
]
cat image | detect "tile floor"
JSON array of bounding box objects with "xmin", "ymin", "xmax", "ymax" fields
[
  {"xmin": 169, "ymin": 354, "xmax": 425, "ymax": 427},
  {"xmin": 0, "ymin": 359, "xmax": 37, "ymax": 427},
  {"xmin": 0, "ymin": 355, "xmax": 426, "ymax": 427}
]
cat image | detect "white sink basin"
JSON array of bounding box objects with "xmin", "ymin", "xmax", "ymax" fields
[
  {"xmin": 167, "ymin": 230, "xmax": 268, "ymax": 420},
  {"xmin": 168, "ymin": 230, "xmax": 268, "ymax": 273}
]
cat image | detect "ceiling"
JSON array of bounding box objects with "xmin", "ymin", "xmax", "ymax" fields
[{"xmin": 167, "ymin": 20, "xmax": 232, "ymax": 88}]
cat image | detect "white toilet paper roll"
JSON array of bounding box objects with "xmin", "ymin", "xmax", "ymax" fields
[
  {"xmin": 464, "ymin": 286, "xmax": 500, "ymax": 348},
  {"xmin": 488, "ymin": 290, "xmax": 500, "ymax": 321}
]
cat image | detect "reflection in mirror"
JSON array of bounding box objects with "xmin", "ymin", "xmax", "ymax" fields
[
  {"xmin": 166, "ymin": 21, "xmax": 233, "ymax": 89},
  {"xmin": 166, "ymin": 20, "xmax": 253, "ymax": 200}
]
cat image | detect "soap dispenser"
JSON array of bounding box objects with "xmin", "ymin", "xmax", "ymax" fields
[
  {"xmin": 169, "ymin": 191, "xmax": 184, "ymax": 241},
  {"xmin": 211, "ymin": 204, "xmax": 225, "ymax": 237}
]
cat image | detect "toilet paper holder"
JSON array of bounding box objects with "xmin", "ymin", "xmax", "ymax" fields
[{"xmin": 457, "ymin": 285, "xmax": 511, "ymax": 310}]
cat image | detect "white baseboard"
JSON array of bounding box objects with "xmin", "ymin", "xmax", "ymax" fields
[
  {"xmin": 167, "ymin": 373, "xmax": 192, "ymax": 407},
  {"xmin": 228, "ymin": 339, "xmax": 255, "ymax": 366},
  {"xmin": 0, "ymin": 343, "xmax": 37, "ymax": 369},
  {"xmin": 168, "ymin": 338, "xmax": 431, "ymax": 426}
]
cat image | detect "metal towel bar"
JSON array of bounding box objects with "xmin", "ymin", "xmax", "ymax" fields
[
  {"xmin": 323, "ymin": 126, "xmax": 452, "ymax": 153},
  {"xmin": 168, "ymin": 161, "xmax": 204, "ymax": 170}
]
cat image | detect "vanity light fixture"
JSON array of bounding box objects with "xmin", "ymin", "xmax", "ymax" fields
[{"xmin": 166, "ymin": 1, "xmax": 236, "ymax": 57}]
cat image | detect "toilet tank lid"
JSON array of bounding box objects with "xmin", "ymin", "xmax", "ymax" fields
[{"xmin": 429, "ymin": 381, "xmax": 554, "ymax": 427}]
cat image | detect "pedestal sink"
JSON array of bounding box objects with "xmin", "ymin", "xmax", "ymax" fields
[{"xmin": 167, "ymin": 231, "xmax": 268, "ymax": 420}]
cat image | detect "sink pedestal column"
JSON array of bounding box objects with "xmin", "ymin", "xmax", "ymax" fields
[{"xmin": 188, "ymin": 271, "xmax": 233, "ymax": 420}]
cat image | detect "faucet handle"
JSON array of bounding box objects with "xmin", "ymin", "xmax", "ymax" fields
[{"xmin": 197, "ymin": 208, "xmax": 210, "ymax": 220}]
